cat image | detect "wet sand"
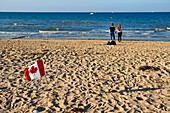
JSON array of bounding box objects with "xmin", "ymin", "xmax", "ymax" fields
[{"xmin": 0, "ymin": 39, "xmax": 170, "ymax": 112}]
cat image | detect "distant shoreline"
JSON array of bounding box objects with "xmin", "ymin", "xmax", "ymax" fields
[{"xmin": 1, "ymin": 38, "xmax": 170, "ymax": 42}]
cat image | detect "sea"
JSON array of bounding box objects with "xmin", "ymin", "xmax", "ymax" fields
[{"xmin": 0, "ymin": 12, "xmax": 170, "ymax": 41}]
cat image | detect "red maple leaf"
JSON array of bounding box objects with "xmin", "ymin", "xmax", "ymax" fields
[{"xmin": 29, "ymin": 66, "xmax": 38, "ymax": 74}]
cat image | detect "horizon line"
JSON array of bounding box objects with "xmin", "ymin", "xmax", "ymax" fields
[{"xmin": 0, "ymin": 11, "xmax": 170, "ymax": 13}]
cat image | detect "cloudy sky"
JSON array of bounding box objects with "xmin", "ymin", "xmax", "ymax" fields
[{"xmin": 0, "ymin": 0, "xmax": 170, "ymax": 12}]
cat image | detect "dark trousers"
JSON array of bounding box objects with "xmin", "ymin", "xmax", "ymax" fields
[
  {"xmin": 110, "ymin": 32, "xmax": 115, "ymax": 40},
  {"xmin": 118, "ymin": 32, "xmax": 122, "ymax": 42}
]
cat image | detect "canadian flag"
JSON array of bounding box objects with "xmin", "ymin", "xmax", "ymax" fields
[{"xmin": 24, "ymin": 59, "xmax": 46, "ymax": 81}]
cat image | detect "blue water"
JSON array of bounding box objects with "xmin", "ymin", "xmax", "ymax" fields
[{"xmin": 0, "ymin": 12, "xmax": 170, "ymax": 41}]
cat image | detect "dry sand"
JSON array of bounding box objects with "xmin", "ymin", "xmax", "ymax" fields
[{"xmin": 0, "ymin": 39, "xmax": 170, "ymax": 113}]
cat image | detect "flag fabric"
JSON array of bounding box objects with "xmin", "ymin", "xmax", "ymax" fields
[{"xmin": 24, "ymin": 59, "xmax": 46, "ymax": 81}]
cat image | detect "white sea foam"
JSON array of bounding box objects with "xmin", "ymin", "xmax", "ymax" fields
[
  {"xmin": 12, "ymin": 23, "xmax": 40, "ymax": 26},
  {"xmin": 39, "ymin": 30, "xmax": 69, "ymax": 34},
  {"xmin": 0, "ymin": 31, "xmax": 37, "ymax": 39},
  {"xmin": 166, "ymin": 27, "xmax": 170, "ymax": 31},
  {"xmin": 155, "ymin": 27, "xmax": 170, "ymax": 31},
  {"xmin": 56, "ymin": 28, "xmax": 60, "ymax": 31},
  {"xmin": 13, "ymin": 23, "xmax": 17, "ymax": 26},
  {"xmin": 101, "ymin": 30, "xmax": 110, "ymax": 33}
]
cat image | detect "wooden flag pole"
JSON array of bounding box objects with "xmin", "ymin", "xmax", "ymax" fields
[
  {"xmin": 55, "ymin": 66, "xmax": 59, "ymax": 85},
  {"xmin": 44, "ymin": 75, "xmax": 49, "ymax": 84},
  {"xmin": 32, "ymin": 74, "xmax": 39, "ymax": 102},
  {"xmin": 33, "ymin": 79, "xmax": 38, "ymax": 92},
  {"xmin": 32, "ymin": 79, "xmax": 41, "ymax": 109},
  {"xmin": 38, "ymin": 77, "xmax": 42, "ymax": 88}
]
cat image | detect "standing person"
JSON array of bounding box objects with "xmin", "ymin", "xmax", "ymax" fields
[
  {"xmin": 116, "ymin": 24, "xmax": 123, "ymax": 42},
  {"xmin": 109, "ymin": 22, "xmax": 116, "ymax": 40}
]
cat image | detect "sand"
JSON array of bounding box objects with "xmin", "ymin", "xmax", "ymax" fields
[{"xmin": 0, "ymin": 39, "xmax": 170, "ymax": 113}]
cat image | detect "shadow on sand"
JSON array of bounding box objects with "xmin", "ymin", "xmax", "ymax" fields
[{"xmin": 119, "ymin": 87, "xmax": 162, "ymax": 94}]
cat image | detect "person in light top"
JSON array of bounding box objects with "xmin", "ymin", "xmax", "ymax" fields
[{"xmin": 116, "ymin": 24, "xmax": 123, "ymax": 42}]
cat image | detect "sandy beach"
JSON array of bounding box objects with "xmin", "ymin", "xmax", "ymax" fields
[{"xmin": 0, "ymin": 39, "xmax": 170, "ymax": 113}]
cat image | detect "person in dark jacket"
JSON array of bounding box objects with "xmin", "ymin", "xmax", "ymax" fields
[{"xmin": 109, "ymin": 22, "xmax": 116, "ymax": 40}]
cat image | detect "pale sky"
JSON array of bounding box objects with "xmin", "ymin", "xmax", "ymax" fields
[{"xmin": 0, "ymin": 0, "xmax": 170, "ymax": 12}]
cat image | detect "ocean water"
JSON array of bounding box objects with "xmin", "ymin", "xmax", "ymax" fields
[{"xmin": 0, "ymin": 12, "xmax": 170, "ymax": 41}]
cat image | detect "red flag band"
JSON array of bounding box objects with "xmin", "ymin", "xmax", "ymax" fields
[{"xmin": 37, "ymin": 59, "xmax": 45, "ymax": 77}]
